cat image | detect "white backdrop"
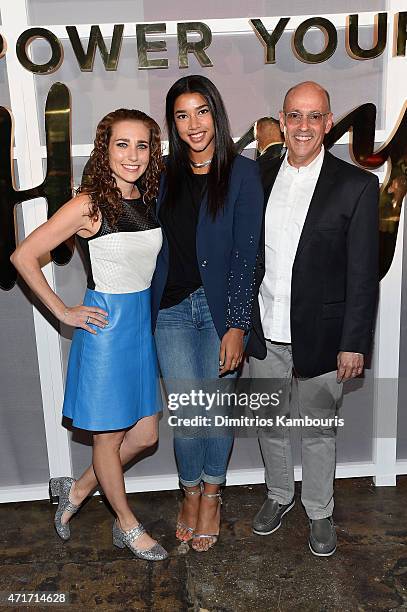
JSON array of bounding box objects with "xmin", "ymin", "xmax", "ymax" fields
[{"xmin": 1, "ymin": 0, "xmax": 406, "ymax": 503}]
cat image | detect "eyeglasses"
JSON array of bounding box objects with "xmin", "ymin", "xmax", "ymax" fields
[{"xmin": 284, "ymin": 112, "xmax": 330, "ymax": 125}]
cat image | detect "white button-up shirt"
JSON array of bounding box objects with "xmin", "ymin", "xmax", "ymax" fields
[{"xmin": 259, "ymin": 147, "xmax": 325, "ymax": 343}]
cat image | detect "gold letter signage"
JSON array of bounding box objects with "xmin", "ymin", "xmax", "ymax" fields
[
  {"xmin": 66, "ymin": 25, "xmax": 124, "ymax": 71},
  {"xmin": 396, "ymin": 12, "xmax": 407, "ymax": 56},
  {"xmin": 16, "ymin": 28, "xmax": 63, "ymax": 75},
  {"xmin": 136, "ymin": 23, "xmax": 168, "ymax": 69},
  {"xmin": 346, "ymin": 13, "xmax": 387, "ymax": 59},
  {"xmin": 0, "ymin": 13, "xmax": 404, "ymax": 73},
  {"xmin": 2, "ymin": 85, "xmax": 407, "ymax": 289},
  {"xmin": 1, "ymin": 11, "xmax": 407, "ymax": 289},
  {"xmin": 0, "ymin": 83, "xmax": 72, "ymax": 291},
  {"xmin": 293, "ymin": 18, "xmax": 337, "ymax": 63},
  {"xmin": 250, "ymin": 18, "xmax": 290, "ymax": 64},
  {"xmin": 0, "ymin": 34, "xmax": 6, "ymax": 60},
  {"xmin": 177, "ymin": 22, "xmax": 213, "ymax": 68}
]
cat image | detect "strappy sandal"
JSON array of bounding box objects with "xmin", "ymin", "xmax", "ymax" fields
[
  {"xmin": 191, "ymin": 490, "xmax": 222, "ymax": 552},
  {"xmin": 176, "ymin": 484, "xmax": 202, "ymax": 542}
]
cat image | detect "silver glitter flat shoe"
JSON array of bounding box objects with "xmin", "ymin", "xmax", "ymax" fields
[
  {"xmin": 112, "ymin": 520, "xmax": 168, "ymax": 561},
  {"xmin": 49, "ymin": 477, "xmax": 81, "ymax": 541}
]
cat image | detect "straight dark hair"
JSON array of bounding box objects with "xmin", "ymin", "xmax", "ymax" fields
[{"xmin": 165, "ymin": 75, "xmax": 236, "ymax": 219}]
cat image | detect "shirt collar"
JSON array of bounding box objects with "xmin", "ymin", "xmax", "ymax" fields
[
  {"xmin": 282, "ymin": 145, "xmax": 325, "ymax": 177},
  {"xmin": 259, "ymin": 141, "xmax": 284, "ymax": 156}
]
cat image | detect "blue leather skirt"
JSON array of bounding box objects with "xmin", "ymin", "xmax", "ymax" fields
[{"xmin": 62, "ymin": 287, "xmax": 162, "ymax": 431}]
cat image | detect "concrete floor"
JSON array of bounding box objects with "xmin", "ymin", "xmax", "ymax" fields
[{"xmin": 1, "ymin": 477, "xmax": 407, "ymax": 611}]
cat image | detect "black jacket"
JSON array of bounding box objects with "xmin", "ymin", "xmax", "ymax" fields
[
  {"xmin": 246, "ymin": 150, "xmax": 379, "ymax": 378},
  {"xmin": 257, "ymin": 142, "xmax": 284, "ymax": 165}
]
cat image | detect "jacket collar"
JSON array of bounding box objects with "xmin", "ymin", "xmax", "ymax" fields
[
  {"xmin": 294, "ymin": 150, "xmax": 339, "ymax": 260},
  {"xmin": 260, "ymin": 149, "xmax": 340, "ymax": 258}
]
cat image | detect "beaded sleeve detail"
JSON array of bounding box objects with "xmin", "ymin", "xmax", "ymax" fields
[
  {"xmin": 222, "ymin": 157, "xmax": 263, "ymax": 333},
  {"xmin": 226, "ymin": 234, "xmax": 257, "ymax": 331}
]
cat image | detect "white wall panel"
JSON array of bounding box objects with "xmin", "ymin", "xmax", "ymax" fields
[{"xmin": 0, "ymin": 0, "xmax": 404, "ymax": 501}]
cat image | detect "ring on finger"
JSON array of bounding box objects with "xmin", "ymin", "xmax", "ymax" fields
[{"xmin": 86, "ymin": 315, "xmax": 91, "ymax": 324}]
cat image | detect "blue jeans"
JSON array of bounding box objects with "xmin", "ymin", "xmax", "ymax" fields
[{"xmin": 155, "ymin": 287, "xmax": 236, "ymax": 487}]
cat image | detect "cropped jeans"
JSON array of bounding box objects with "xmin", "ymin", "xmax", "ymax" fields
[{"xmin": 155, "ymin": 287, "xmax": 236, "ymax": 487}]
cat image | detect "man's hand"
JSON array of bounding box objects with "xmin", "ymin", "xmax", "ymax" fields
[
  {"xmin": 219, "ymin": 328, "xmax": 245, "ymax": 375},
  {"xmin": 336, "ymin": 351, "xmax": 364, "ymax": 382}
]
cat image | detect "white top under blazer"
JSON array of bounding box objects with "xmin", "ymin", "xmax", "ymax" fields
[{"xmin": 259, "ymin": 147, "xmax": 324, "ymax": 343}]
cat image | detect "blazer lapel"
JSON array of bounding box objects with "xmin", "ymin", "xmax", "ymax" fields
[
  {"xmin": 294, "ymin": 151, "xmax": 339, "ymax": 261},
  {"xmin": 258, "ymin": 154, "xmax": 285, "ymax": 264},
  {"xmin": 261, "ymin": 154, "xmax": 285, "ymax": 207},
  {"xmin": 155, "ymin": 173, "xmax": 167, "ymax": 217}
]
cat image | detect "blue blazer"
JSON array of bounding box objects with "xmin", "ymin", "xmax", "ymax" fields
[{"xmin": 151, "ymin": 154, "xmax": 264, "ymax": 340}]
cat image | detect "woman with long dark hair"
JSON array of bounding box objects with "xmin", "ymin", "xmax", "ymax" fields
[
  {"xmin": 11, "ymin": 109, "xmax": 168, "ymax": 561},
  {"xmin": 151, "ymin": 75, "xmax": 263, "ymax": 551}
]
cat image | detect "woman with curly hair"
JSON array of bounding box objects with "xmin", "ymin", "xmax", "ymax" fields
[{"xmin": 11, "ymin": 109, "xmax": 168, "ymax": 561}]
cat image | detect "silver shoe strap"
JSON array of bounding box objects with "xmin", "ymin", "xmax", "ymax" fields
[
  {"xmin": 64, "ymin": 501, "xmax": 80, "ymax": 514},
  {"xmin": 122, "ymin": 523, "xmax": 146, "ymax": 545}
]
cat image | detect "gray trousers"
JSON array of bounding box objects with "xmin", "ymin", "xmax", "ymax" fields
[{"xmin": 249, "ymin": 341, "xmax": 343, "ymax": 519}]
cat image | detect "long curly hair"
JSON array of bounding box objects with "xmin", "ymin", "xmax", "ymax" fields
[{"xmin": 78, "ymin": 108, "xmax": 163, "ymax": 227}]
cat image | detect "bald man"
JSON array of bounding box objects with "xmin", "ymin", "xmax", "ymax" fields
[
  {"xmin": 255, "ymin": 117, "xmax": 284, "ymax": 163},
  {"xmin": 246, "ymin": 82, "xmax": 379, "ymax": 556}
]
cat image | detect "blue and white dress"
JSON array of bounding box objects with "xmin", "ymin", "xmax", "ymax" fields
[{"xmin": 63, "ymin": 198, "xmax": 163, "ymax": 431}]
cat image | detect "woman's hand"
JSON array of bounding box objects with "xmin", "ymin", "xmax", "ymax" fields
[
  {"xmin": 219, "ymin": 328, "xmax": 245, "ymax": 375},
  {"xmin": 61, "ymin": 305, "xmax": 109, "ymax": 335},
  {"xmin": 10, "ymin": 194, "xmax": 103, "ymax": 329}
]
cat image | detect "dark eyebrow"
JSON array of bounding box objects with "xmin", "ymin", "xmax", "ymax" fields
[
  {"xmin": 286, "ymin": 109, "xmax": 326, "ymax": 114},
  {"xmin": 175, "ymin": 104, "xmax": 209, "ymax": 114},
  {"xmin": 114, "ymin": 138, "xmax": 149, "ymax": 144}
]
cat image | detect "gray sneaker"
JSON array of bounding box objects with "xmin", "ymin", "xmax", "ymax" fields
[
  {"xmin": 308, "ymin": 517, "xmax": 337, "ymax": 556},
  {"xmin": 252, "ymin": 497, "xmax": 295, "ymax": 535}
]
